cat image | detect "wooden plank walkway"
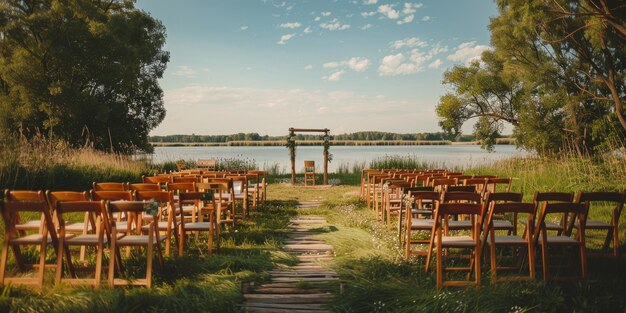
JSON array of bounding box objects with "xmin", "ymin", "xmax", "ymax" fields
[{"xmin": 241, "ymin": 201, "xmax": 337, "ymax": 313}]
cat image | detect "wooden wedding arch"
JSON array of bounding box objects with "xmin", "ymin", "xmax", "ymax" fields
[{"xmin": 287, "ymin": 128, "xmax": 330, "ymax": 185}]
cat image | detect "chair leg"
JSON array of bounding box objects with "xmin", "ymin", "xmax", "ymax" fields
[
  {"xmin": 613, "ymin": 226, "xmax": 619, "ymax": 258},
  {"xmin": 475, "ymin": 245, "xmax": 481, "ymax": 287},
  {"xmin": 541, "ymin": 242, "xmax": 549, "ymax": 280},
  {"xmin": 146, "ymin": 228, "xmax": 154, "ymax": 288},
  {"xmin": 580, "ymin": 244, "xmax": 587, "ymax": 279},
  {"xmin": 0, "ymin": 239, "xmax": 10, "ymax": 285},
  {"xmin": 55, "ymin": 237, "xmax": 65, "ymax": 285},
  {"xmin": 37, "ymin": 240, "xmax": 47, "ymax": 289},
  {"xmin": 436, "ymin": 242, "xmax": 443, "ymax": 288},
  {"xmin": 528, "ymin": 241, "xmax": 536, "ymax": 279},
  {"xmin": 490, "ymin": 241, "xmax": 497, "ymax": 284},
  {"xmin": 108, "ymin": 233, "xmax": 117, "ymax": 288}
]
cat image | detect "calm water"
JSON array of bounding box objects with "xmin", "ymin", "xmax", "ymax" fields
[{"xmin": 151, "ymin": 145, "xmax": 527, "ymax": 173}]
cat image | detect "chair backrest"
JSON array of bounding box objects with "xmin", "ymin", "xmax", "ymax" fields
[
  {"xmin": 172, "ymin": 176, "xmax": 199, "ymax": 183},
  {"xmin": 533, "ymin": 192, "xmax": 574, "ymax": 203},
  {"xmin": 486, "ymin": 202, "xmax": 535, "ymax": 237},
  {"xmin": 105, "ymin": 201, "xmax": 152, "ymax": 234},
  {"xmin": 442, "ymin": 191, "xmax": 482, "ymax": 204},
  {"xmin": 142, "ymin": 175, "xmax": 171, "ymax": 184},
  {"xmin": 431, "ymin": 178, "xmax": 457, "ymax": 189},
  {"xmin": 91, "ymin": 190, "xmax": 133, "ymax": 201},
  {"xmin": 485, "ymin": 192, "xmax": 523, "ymax": 204},
  {"xmin": 447, "ymin": 185, "xmax": 476, "ymax": 193},
  {"xmin": 135, "ymin": 190, "xmax": 174, "ymax": 204},
  {"xmin": 486, "ymin": 177, "xmax": 512, "ymax": 193},
  {"xmin": 574, "ymin": 191, "xmax": 626, "ymax": 229},
  {"xmin": 404, "ymin": 186, "xmax": 435, "ymax": 195},
  {"xmin": 437, "ymin": 202, "xmax": 483, "ymax": 216},
  {"xmin": 55, "ymin": 200, "xmax": 106, "ymax": 231},
  {"xmin": 2, "ymin": 190, "xmax": 57, "ymax": 242},
  {"xmin": 92, "ymin": 182, "xmax": 128, "ymax": 191},
  {"xmin": 46, "ymin": 191, "xmax": 90, "ymax": 207},
  {"xmin": 129, "ymin": 183, "xmax": 161, "ymax": 191},
  {"xmin": 534, "ymin": 202, "xmax": 587, "ymax": 243},
  {"xmin": 473, "ymin": 175, "xmax": 497, "ymax": 179},
  {"xmin": 304, "ymin": 161, "xmax": 315, "ymax": 173},
  {"xmin": 166, "ymin": 182, "xmax": 196, "ymax": 193}
]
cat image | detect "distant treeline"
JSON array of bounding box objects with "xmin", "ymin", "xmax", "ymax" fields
[{"xmin": 149, "ymin": 131, "xmax": 478, "ymax": 143}]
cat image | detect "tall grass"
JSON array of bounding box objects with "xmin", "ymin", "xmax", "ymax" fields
[
  {"xmin": 0, "ymin": 135, "xmax": 158, "ymax": 191},
  {"xmin": 369, "ymin": 155, "xmax": 449, "ymax": 171}
]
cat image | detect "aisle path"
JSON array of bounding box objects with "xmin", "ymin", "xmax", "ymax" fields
[{"xmin": 241, "ymin": 201, "xmax": 338, "ymax": 313}]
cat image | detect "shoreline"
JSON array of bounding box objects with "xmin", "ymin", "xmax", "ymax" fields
[{"xmin": 151, "ymin": 139, "xmax": 515, "ymax": 147}]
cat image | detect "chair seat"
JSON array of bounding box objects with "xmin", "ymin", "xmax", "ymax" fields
[
  {"xmin": 538, "ymin": 235, "xmax": 580, "ymax": 245},
  {"xmin": 493, "ymin": 220, "xmax": 514, "ymax": 229},
  {"xmin": 585, "ymin": 219, "xmax": 611, "ymax": 229},
  {"xmin": 11, "ymin": 233, "xmax": 74, "ymax": 244},
  {"xmin": 521, "ymin": 220, "xmax": 562, "ymax": 230},
  {"xmin": 183, "ymin": 222, "xmax": 211, "ymax": 231},
  {"xmin": 411, "ymin": 209, "xmax": 432, "ymax": 215},
  {"xmin": 66, "ymin": 234, "xmax": 108, "ymax": 245},
  {"xmin": 65, "ymin": 222, "xmax": 93, "ymax": 233},
  {"xmin": 441, "ymin": 235, "xmax": 476, "ymax": 247},
  {"xmin": 117, "ymin": 234, "xmax": 167, "ymax": 246},
  {"xmin": 489, "ymin": 236, "xmax": 528, "ymax": 245},
  {"xmin": 410, "ymin": 218, "xmax": 434, "ymax": 229},
  {"xmin": 447, "ymin": 220, "xmax": 471, "ymax": 229},
  {"xmin": 141, "ymin": 221, "xmax": 173, "ymax": 231},
  {"xmin": 15, "ymin": 220, "xmax": 41, "ymax": 231}
]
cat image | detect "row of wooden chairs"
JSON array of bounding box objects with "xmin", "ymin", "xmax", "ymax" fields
[
  {"xmin": 0, "ymin": 186, "xmax": 229, "ymax": 288},
  {"xmin": 399, "ymin": 189, "xmax": 625, "ymax": 287}
]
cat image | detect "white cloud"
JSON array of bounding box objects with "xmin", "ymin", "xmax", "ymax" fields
[
  {"xmin": 173, "ymin": 65, "xmax": 196, "ymax": 77},
  {"xmin": 421, "ymin": 15, "xmax": 430, "ymax": 21},
  {"xmin": 304, "ymin": 64, "xmax": 313, "ymax": 70},
  {"xmin": 379, "ymin": 3, "xmax": 421, "ymax": 24},
  {"xmin": 323, "ymin": 70, "xmax": 345, "ymax": 81},
  {"xmin": 323, "ymin": 61, "xmax": 340, "ymax": 69},
  {"xmin": 320, "ymin": 18, "xmax": 350, "ymax": 31},
  {"xmin": 378, "ymin": 4, "xmax": 399, "ymax": 19},
  {"xmin": 447, "ymin": 41, "xmax": 491, "ymax": 64},
  {"xmin": 378, "ymin": 45, "xmax": 442, "ymax": 76},
  {"xmin": 361, "ymin": 23, "xmax": 372, "ymax": 30},
  {"xmin": 428, "ymin": 59, "xmax": 442, "ymax": 69},
  {"xmin": 314, "ymin": 16, "xmax": 321, "ymax": 21},
  {"xmin": 240, "ymin": 26, "xmax": 249, "ymax": 31},
  {"xmin": 321, "ymin": 11, "xmax": 332, "ymax": 16},
  {"xmin": 277, "ymin": 33, "xmax": 296, "ymax": 45},
  {"xmin": 303, "ymin": 26, "xmax": 312, "ymax": 34},
  {"xmin": 323, "ymin": 57, "xmax": 371, "ymax": 73},
  {"xmin": 363, "ymin": 0, "xmax": 378, "ymax": 4},
  {"xmin": 279, "ymin": 22, "xmax": 302, "ymax": 29},
  {"xmin": 397, "ymin": 14, "xmax": 414, "ymax": 24},
  {"xmin": 391, "ymin": 37, "xmax": 427, "ymax": 49},
  {"xmin": 361, "ymin": 11, "xmax": 376, "ymax": 18},
  {"xmin": 347, "ymin": 57, "xmax": 370, "ymax": 72}
]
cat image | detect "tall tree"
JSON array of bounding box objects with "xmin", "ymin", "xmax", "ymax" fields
[
  {"xmin": 0, "ymin": 0, "xmax": 169, "ymax": 153},
  {"xmin": 489, "ymin": 0, "xmax": 625, "ymax": 151}
]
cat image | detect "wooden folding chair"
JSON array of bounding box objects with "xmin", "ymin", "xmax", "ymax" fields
[
  {"xmin": 573, "ymin": 191, "xmax": 625, "ymax": 257},
  {"xmin": 135, "ymin": 190, "xmax": 176, "ymax": 257},
  {"xmin": 107, "ymin": 201, "xmax": 165, "ymax": 288},
  {"xmin": 303, "ymin": 160, "xmax": 316, "ymax": 186},
  {"xmin": 142, "ymin": 175, "xmax": 172, "ymax": 189},
  {"xmin": 522, "ymin": 192, "xmax": 574, "ymax": 236},
  {"xmin": 250, "ymin": 170, "xmax": 267, "ymax": 203},
  {"xmin": 0, "ymin": 190, "xmax": 62, "ymax": 289},
  {"xmin": 54, "ymin": 200, "xmax": 107, "ymax": 287},
  {"xmin": 47, "ymin": 191, "xmax": 94, "ymax": 261},
  {"xmin": 534, "ymin": 202, "xmax": 588, "ymax": 281},
  {"xmin": 226, "ymin": 175, "xmax": 249, "ymax": 219},
  {"xmin": 177, "ymin": 191, "xmax": 218, "ymax": 256},
  {"xmin": 429, "ymin": 202, "xmax": 483, "ymax": 288},
  {"xmin": 197, "ymin": 180, "xmax": 236, "ymax": 230},
  {"xmin": 166, "ymin": 182, "xmax": 199, "ymax": 223},
  {"xmin": 91, "ymin": 190, "xmax": 134, "ymax": 234},
  {"xmin": 484, "ymin": 192, "xmax": 522, "ymax": 235},
  {"xmin": 404, "ymin": 191, "xmax": 440, "ymax": 260},
  {"xmin": 484, "ymin": 201, "xmax": 536, "ymax": 283}
]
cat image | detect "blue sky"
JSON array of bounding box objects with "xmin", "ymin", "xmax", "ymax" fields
[{"xmin": 136, "ymin": 0, "xmax": 498, "ymax": 136}]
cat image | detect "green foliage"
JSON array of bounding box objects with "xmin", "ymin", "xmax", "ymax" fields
[
  {"xmin": 436, "ymin": 51, "xmax": 523, "ymax": 150},
  {"xmin": 0, "ymin": 0, "xmax": 169, "ymax": 153}
]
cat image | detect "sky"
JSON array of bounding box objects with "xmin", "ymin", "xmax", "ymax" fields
[{"xmin": 135, "ymin": 0, "xmax": 498, "ymax": 136}]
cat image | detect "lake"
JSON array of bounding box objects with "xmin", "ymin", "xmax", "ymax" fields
[{"xmin": 151, "ymin": 145, "xmax": 527, "ymax": 173}]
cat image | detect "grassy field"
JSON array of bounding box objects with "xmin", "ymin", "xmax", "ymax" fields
[{"xmin": 269, "ymin": 183, "xmax": 626, "ymax": 313}]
